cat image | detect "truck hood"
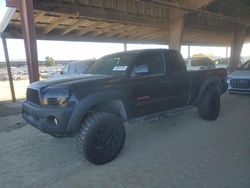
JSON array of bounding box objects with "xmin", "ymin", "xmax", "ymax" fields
[
  {"xmin": 30, "ymin": 74, "xmax": 113, "ymax": 89},
  {"xmin": 228, "ymin": 70, "xmax": 250, "ymax": 79}
]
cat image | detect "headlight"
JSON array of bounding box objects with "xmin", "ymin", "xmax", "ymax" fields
[{"xmin": 41, "ymin": 88, "xmax": 71, "ymax": 106}]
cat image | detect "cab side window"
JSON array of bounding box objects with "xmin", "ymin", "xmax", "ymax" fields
[
  {"xmin": 165, "ymin": 51, "xmax": 186, "ymax": 72},
  {"xmin": 75, "ymin": 63, "xmax": 88, "ymax": 74},
  {"xmin": 132, "ymin": 52, "xmax": 165, "ymax": 77}
]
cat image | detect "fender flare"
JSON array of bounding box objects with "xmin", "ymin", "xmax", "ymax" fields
[
  {"xmin": 65, "ymin": 89, "xmax": 128, "ymax": 134},
  {"xmin": 195, "ymin": 76, "xmax": 222, "ymax": 106}
]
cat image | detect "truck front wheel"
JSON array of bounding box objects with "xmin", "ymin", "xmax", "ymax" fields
[
  {"xmin": 76, "ymin": 112, "xmax": 126, "ymax": 165},
  {"xmin": 198, "ymin": 88, "xmax": 220, "ymax": 120}
]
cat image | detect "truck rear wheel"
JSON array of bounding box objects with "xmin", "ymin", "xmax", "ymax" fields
[
  {"xmin": 198, "ymin": 88, "xmax": 220, "ymax": 120},
  {"xmin": 76, "ymin": 112, "xmax": 126, "ymax": 165}
]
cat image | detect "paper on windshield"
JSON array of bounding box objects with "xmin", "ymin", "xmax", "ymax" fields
[{"xmin": 113, "ymin": 66, "xmax": 128, "ymax": 71}]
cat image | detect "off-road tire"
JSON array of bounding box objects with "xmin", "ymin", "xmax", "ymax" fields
[
  {"xmin": 76, "ymin": 112, "xmax": 125, "ymax": 165},
  {"xmin": 198, "ymin": 87, "xmax": 220, "ymax": 120}
]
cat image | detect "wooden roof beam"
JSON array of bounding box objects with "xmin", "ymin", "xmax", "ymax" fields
[
  {"xmin": 125, "ymin": 27, "xmax": 160, "ymax": 39},
  {"xmin": 33, "ymin": 0, "xmax": 168, "ymax": 28},
  {"xmin": 91, "ymin": 23, "xmax": 125, "ymax": 37},
  {"xmin": 136, "ymin": 29, "xmax": 167, "ymax": 40},
  {"xmin": 43, "ymin": 14, "xmax": 68, "ymax": 34},
  {"xmin": 117, "ymin": 26, "xmax": 148, "ymax": 38},
  {"xmin": 76, "ymin": 21, "xmax": 109, "ymax": 37},
  {"xmin": 35, "ymin": 11, "xmax": 45, "ymax": 22},
  {"xmin": 148, "ymin": 33, "xmax": 169, "ymax": 41},
  {"xmin": 103, "ymin": 25, "xmax": 139, "ymax": 38},
  {"xmin": 61, "ymin": 19, "xmax": 93, "ymax": 36}
]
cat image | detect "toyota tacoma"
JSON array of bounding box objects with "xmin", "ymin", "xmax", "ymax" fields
[{"xmin": 22, "ymin": 49, "xmax": 227, "ymax": 164}]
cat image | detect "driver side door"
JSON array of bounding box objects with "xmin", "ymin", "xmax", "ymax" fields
[{"xmin": 128, "ymin": 51, "xmax": 169, "ymax": 118}]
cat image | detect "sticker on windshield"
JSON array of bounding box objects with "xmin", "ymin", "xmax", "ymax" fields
[{"xmin": 113, "ymin": 66, "xmax": 128, "ymax": 71}]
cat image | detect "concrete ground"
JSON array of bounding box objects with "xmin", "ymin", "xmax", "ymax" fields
[
  {"xmin": 0, "ymin": 94, "xmax": 250, "ymax": 188},
  {"xmin": 0, "ymin": 100, "xmax": 22, "ymax": 117}
]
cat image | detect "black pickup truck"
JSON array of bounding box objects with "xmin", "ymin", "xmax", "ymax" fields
[{"xmin": 22, "ymin": 49, "xmax": 227, "ymax": 164}]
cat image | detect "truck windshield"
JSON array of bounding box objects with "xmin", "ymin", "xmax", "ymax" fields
[{"xmin": 88, "ymin": 52, "xmax": 138, "ymax": 75}]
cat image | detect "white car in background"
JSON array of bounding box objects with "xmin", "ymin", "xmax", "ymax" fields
[
  {"xmin": 13, "ymin": 72, "xmax": 29, "ymax": 80},
  {"xmin": 40, "ymin": 70, "xmax": 57, "ymax": 79},
  {"xmin": 185, "ymin": 58, "xmax": 215, "ymax": 71},
  {"xmin": 213, "ymin": 58, "xmax": 244, "ymax": 72},
  {"xmin": 213, "ymin": 58, "xmax": 229, "ymax": 70},
  {"xmin": 227, "ymin": 60, "xmax": 250, "ymax": 94},
  {"xmin": 0, "ymin": 73, "xmax": 8, "ymax": 81}
]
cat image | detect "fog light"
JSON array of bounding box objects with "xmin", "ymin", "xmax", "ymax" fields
[
  {"xmin": 54, "ymin": 118, "xmax": 59, "ymax": 126},
  {"xmin": 47, "ymin": 116, "xmax": 59, "ymax": 126}
]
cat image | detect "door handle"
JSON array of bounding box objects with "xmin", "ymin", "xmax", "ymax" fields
[{"xmin": 161, "ymin": 79, "xmax": 170, "ymax": 84}]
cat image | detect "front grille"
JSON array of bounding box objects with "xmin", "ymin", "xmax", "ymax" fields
[
  {"xmin": 230, "ymin": 79, "xmax": 250, "ymax": 89},
  {"xmin": 26, "ymin": 88, "xmax": 41, "ymax": 105}
]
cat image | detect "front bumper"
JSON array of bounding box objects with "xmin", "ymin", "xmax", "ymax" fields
[
  {"xmin": 22, "ymin": 101, "xmax": 75, "ymax": 137},
  {"xmin": 227, "ymin": 78, "xmax": 250, "ymax": 94},
  {"xmin": 228, "ymin": 88, "xmax": 250, "ymax": 94}
]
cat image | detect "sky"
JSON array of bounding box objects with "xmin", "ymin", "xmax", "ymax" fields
[
  {"xmin": 0, "ymin": 0, "xmax": 6, "ymax": 21},
  {"xmin": 0, "ymin": 1, "xmax": 250, "ymax": 62}
]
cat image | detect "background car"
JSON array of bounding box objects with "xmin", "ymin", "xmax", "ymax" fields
[
  {"xmin": 213, "ymin": 58, "xmax": 245, "ymax": 72},
  {"xmin": 185, "ymin": 58, "xmax": 215, "ymax": 71},
  {"xmin": 213, "ymin": 58, "xmax": 229, "ymax": 70},
  {"xmin": 40, "ymin": 70, "xmax": 57, "ymax": 79},
  {"xmin": 0, "ymin": 73, "xmax": 8, "ymax": 81},
  {"xmin": 13, "ymin": 72, "xmax": 29, "ymax": 80},
  {"xmin": 60, "ymin": 60, "xmax": 95, "ymax": 75},
  {"xmin": 227, "ymin": 60, "xmax": 250, "ymax": 94}
]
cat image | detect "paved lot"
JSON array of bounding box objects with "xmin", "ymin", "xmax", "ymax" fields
[
  {"xmin": 0, "ymin": 100, "xmax": 21, "ymax": 117},
  {"xmin": 0, "ymin": 94, "xmax": 250, "ymax": 188}
]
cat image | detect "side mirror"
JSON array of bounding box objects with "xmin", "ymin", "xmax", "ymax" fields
[{"xmin": 134, "ymin": 64, "xmax": 149, "ymax": 76}]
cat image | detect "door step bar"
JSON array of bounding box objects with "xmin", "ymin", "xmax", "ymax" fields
[{"xmin": 128, "ymin": 105, "xmax": 194, "ymax": 124}]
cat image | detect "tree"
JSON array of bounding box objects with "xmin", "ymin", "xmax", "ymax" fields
[{"xmin": 45, "ymin": 56, "xmax": 56, "ymax": 66}]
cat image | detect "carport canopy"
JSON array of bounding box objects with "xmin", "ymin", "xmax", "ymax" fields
[{"xmin": 1, "ymin": 0, "xmax": 250, "ymax": 83}]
